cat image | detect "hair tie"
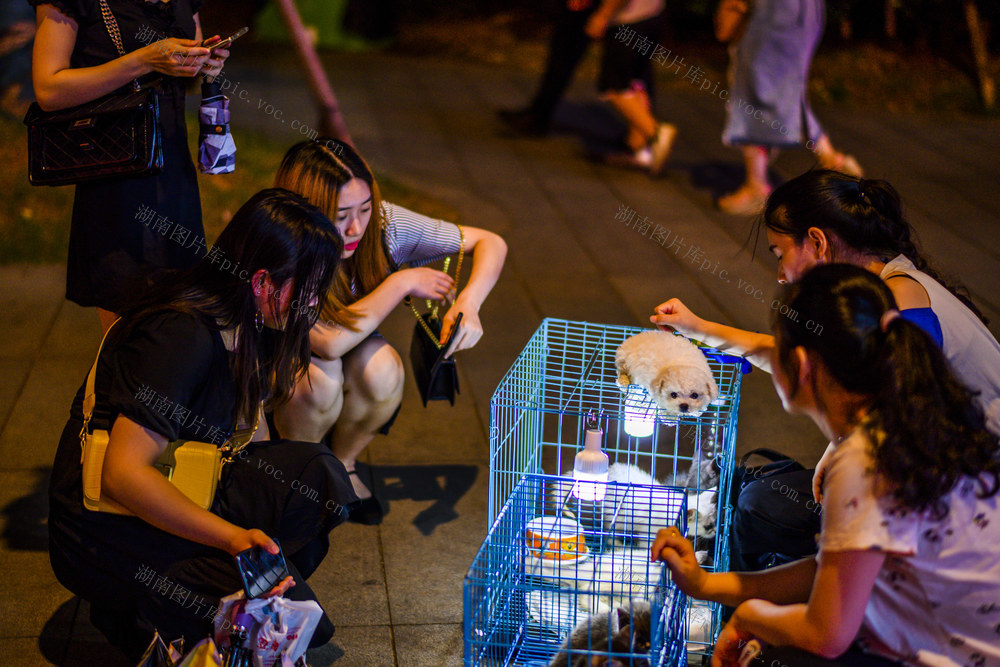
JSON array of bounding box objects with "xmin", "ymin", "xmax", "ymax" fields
[
  {"xmin": 857, "ymin": 179, "xmax": 871, "ymax": 206},
  {"xmin": 879, "ymin": 309, "xmax": 900, "ymax": 333}
]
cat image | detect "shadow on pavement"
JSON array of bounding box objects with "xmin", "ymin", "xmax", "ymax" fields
[
  {"xmin": 366, "ymin": 463, "xmax": 479, "ymax": 536},
  {"xmin": 2, "ymin": 465, "xmax": 50, "ymax": 551}
]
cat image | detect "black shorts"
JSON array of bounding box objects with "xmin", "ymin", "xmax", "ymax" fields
[{"xmin": 598, "ymin": 12, "xmax": 666, "ymax": 94}]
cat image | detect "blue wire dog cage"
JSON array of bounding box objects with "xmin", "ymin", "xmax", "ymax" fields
[
  {"xmin": 478, "ymin": 319, "xmax": 750, "ymax": 662},
  {"xmin": 464, "ymin": 472, "xmax": 688, "ymax": 666}
]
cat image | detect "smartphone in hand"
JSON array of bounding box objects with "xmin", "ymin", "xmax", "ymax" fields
[
  {"xmin": 234, "ymin": 540, "xmax": 289, "ymax": 599},
  {"xmin": 203, "ymin": 26, "xmax": 248, "ymax": 51}
]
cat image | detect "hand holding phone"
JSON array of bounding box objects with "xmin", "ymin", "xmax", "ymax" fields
[
  {"xmin": 234, "ymin": 540, "xmax": 291, "ymax": 599},
  {"xmin": 203, "ymin": 26, "xmax": 248, "ymax": 51}
]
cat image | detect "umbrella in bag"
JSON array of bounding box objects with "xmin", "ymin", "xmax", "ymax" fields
[{"xmin": 198, "ymin": 79, "xmax": 236, "ymax": 174}]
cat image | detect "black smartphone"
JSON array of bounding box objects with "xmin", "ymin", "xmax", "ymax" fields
[
  {"xmin": 233, "ymin": 540, "xmax": 289, "ymax": 599},
  {"xmin": 441, "ymin": 311, "xmax": 463, "ymax": 359},
  {"xmin": 204, "ymin": 26, "xmax": 248, "ymax": 51}
]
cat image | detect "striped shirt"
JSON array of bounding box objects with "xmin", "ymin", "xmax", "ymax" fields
[{"xmin": 382, "ymin": 201, "xmax": 462, "ymax": 270}]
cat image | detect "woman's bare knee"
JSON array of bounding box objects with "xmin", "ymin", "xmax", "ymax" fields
[{"xmin": 345, "ymin": 340, "xmax": 404, "ymax": 404}]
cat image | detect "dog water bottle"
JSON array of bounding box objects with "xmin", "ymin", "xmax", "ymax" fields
[
  {"xmin": 572, "ymin": 415, "xmax": 608, "ymax": 502},
  {"xmin": 623, "ymin": 384, "xmax": 656, "ymax": 438}
]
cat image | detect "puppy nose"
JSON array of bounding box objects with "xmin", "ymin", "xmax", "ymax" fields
[{"xmin": 679, "ymin": 404, "xmax": 689, "ymax": 412}]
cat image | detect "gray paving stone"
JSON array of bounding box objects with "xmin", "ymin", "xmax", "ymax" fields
[
  {"xmin": 380, "ymin": 463, "xmax": 489, "ymax": 626},
  {"xmin": 0, "ymin": 264, "xmax": 63, "ymax": 360},
  {"xmin": 41, "ymin": 301, "xmax": 101, "ymax": 360},
  {"xmin": 0, "ymin": 357, "xmax": 90, "ymax": 471},
  {"xmin": 0, "ymin": 359, "xmax": 31, "ymax": 433},
  {"xmin": 309, "ymin": 522, "xmax": 391, "ymax": 627},
  {"xmin": 394, "ymin": 623, "xmax": 463, "ymax": 667},
  {"xmin": 307, "ymin": 624, "xmax": 394, "ymax": 666}
]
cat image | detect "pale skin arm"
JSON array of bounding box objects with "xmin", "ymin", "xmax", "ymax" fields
[
  {"xmin": 31, "ymin": 4, "xmax": 213, "ymax": 111},
  {"xmin": 310, "ymin": 226, "xmax": 507, "ymax": 360},
  {"xmin": 308, "ymin": 268, "xmax": 447, "ymax": 360},
  {"xmin": 440, "ymin": 227, "xmax": 507, "ymax": 356},
  {"xmin": 651, "ymin": 528, "xmax": 817, "ymax": 607},
  {"xmin": 101, "ymin": 416, "xmax": 293, "ymax": 593},
  {"xmin": 651, "ymin": 529, "xmax": 885, "ymax": 663},
  {"xmin": 720, "ymin": 551, "xmax": 884, "ymax": 663},
  {"xmin": 650, "ymin": 298, "xmax": 775, "ymax": 373}
]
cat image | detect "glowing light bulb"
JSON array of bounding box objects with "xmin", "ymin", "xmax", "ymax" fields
[
  {"xmin": 572, "ymin": 421, "xmax": 608, "ymax": 502},
  {"xmin": 623, "ymin": 384, "xmax": 656, "ymax": 438}
]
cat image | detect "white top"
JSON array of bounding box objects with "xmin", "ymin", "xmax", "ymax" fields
[
  {"xmin": 881, "ymin": 255, "xmax": 1000, "ymax": 434},
  {"xmin": 820, "ymin": 431, "xmax": 1000, "ymax": 666}
]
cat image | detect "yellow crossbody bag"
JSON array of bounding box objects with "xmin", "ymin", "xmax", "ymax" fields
[{"xmin": 79, "ymin": 319, "xmax": 257, "ymax": 515}]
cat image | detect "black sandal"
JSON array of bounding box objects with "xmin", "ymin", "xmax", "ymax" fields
[{"xmin": 346, "ymin": 470, "xmax": 384, "ymax": 525}]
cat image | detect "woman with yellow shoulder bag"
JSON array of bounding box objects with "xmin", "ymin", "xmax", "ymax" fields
[{"xmin": 48, "ymin": 189, "xmax": 357, "ymax": 659}]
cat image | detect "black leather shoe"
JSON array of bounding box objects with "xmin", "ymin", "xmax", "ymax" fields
[
  {"xmin": 497, "ymin": 108, "xmax": 550, "ymax": 136},
  {"xmin": 346, "ymin": 470, "xmax": 384, "ymax": 525}
]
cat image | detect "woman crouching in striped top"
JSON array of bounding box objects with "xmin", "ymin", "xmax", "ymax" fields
[{"xmin": 270, "ymin": 138, "xmax": 508, "ymax": 524}]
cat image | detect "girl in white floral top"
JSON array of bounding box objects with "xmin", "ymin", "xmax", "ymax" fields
[{"xmin": 653, "ymin": 263, "xmax": 1000, "ymax": 667}]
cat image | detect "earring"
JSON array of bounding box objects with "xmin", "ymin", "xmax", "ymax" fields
[{"xmin": 254, "ymin": 309, "xmax": 263, "ymax": 332}]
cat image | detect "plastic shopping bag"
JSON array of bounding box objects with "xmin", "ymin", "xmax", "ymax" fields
[{"xmin": 245, "ymin": 597, "xmax": 322, "ymax": 667}]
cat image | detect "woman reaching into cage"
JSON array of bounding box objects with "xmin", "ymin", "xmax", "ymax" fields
[
  {"xmin": 269, "ymin": 138, "xmax": 508, "ymax": 524},
  {"xmin": 652, "ymin": 168, "xmax": 1000, "ymax": 571},
  {"xmin": 652, "ymin": 263, "xmax": 1000, "ymax": 667}
]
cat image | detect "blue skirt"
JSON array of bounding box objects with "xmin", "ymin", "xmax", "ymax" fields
[{"xmin": 722, "ymin": 0, "xmax": 826, "ymax": 148}]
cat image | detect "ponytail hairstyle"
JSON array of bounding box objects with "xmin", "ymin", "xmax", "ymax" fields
[
  {"xmin": 274, "ymin": 137, "xmax": 393, "ymax": 331},
  {"xmin": 758, "ymin": 169, "xmax": 988, "ymax": 325},
  {"xmin": 123, "ymin": 189, "xmax": 343, "ymax": 425},
  {"xmin": 772, "ymin": 263, "xmax": 999, "ymax": 518}
]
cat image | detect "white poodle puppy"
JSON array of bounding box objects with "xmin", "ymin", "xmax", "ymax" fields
[{"xmin": 615, "ymin": 330, "xmax": 718, "ymax": 416}]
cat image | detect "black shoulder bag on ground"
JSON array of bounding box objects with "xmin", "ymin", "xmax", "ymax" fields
[
  {"xmin": 728, "ymin": 447, "xmax": 807, "ymax": 572},
  {"xmin": 405, "ymin": 226, "xmax": 465, "ymax": 406},
  {"xmin": 24, "ymin": 0, "xmax": 163, "ymax": 186}
]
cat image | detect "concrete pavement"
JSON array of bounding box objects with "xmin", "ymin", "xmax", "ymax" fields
[{"xmin": 2, "ymin": 45, "xmax": 998, "ymax": 666}]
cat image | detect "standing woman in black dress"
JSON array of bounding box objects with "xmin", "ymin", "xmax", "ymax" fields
[{"xmin": 30, "ymin": 0, "xmax": 228, "ymax": 331}]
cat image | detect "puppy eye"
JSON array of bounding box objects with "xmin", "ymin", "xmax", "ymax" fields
[
  {"xmin": 670, "ymin": 392, "xmax": 678, "ymax": 399},
  {"xmin": 691, "ymin": 393, "xmax": 699, "ymax": 399}
]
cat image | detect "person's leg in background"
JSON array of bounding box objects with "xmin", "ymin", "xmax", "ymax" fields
[
  {"xmin": 598, "ymin": 12, "xmax": 676, "ymax": 175},
  {"xmin": 498, "ymin": 0, "xmax": 597, "ymax": 135},
  {"xmin": 718, "ymin": 144, "xmax": 772, "ymax": 215}
]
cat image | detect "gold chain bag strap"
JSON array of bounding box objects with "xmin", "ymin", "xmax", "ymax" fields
[
  {"xmin": 80, "ymin": 320, "xmax": 258, "ymax": 515},
  {"xmin": 403, "ymin": 224, "xmax": 465, "ymax": 406},
  {"xmin": 23, "ymin": 0, "xmax": 164, "ymax": 186}
]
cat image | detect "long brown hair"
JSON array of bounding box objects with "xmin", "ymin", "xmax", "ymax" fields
[{"xmin": 274, "ymin": 138, "xmax": 393, "ymax": 330}]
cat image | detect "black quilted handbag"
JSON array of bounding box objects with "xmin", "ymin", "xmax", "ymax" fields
[{"xmin": 23, "ymin": 0, "xmax": 163, "ymax": 186}]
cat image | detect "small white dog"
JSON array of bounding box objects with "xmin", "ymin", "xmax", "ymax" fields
[{"xmin": 615, "ymin": 330, "xmax": 718, "ymax": 416}]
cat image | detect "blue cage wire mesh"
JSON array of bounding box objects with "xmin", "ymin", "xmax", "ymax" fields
[
  {"xmin": 464, "ymin": 473, "xmax": 688, "ymax": 667},
  {"xmin": 483, "ymin": 319, "xmax": 749, "ymax": 661}
]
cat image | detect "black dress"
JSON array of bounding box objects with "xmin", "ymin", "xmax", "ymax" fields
[
  {"xmin": 48, "ymin": 311, "xmax": 358, "ymax": 656},
  {"xmin": 29, "ymin": 0, "xmax": 206, "ymax": 311}
]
